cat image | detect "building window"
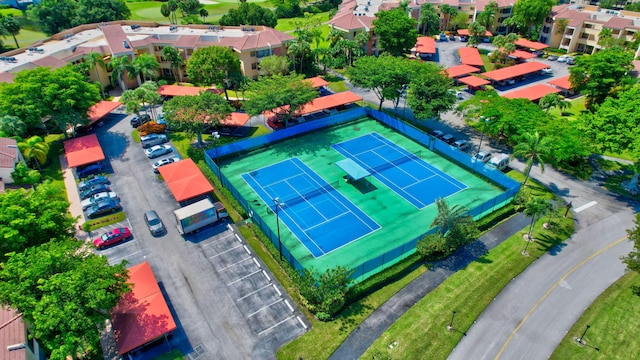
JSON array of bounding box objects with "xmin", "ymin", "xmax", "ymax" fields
[
  {"xmin": 256, "ymin": 49, "xmax": 271, "ymax": 58},
  {"xmin": 251, "ymin": 63, "xmax": 258, "ymax": 70},
  {"xmin": 540, "ymin": 36, "xmax": 547, "ymax": 43},
  {"xmin": 501, "ymin": 8, "xmax": 511, "ymax": 14},
  {"xmin": 542, "ymin": 26, "xmax": 550, "ymax": 34},
  {"xmin": 580, "ymin": 32, "xmax": 589, "ymax": 39},
  {"xmin": 250, "ymin": 51, "xmax": 256, "ymax": 57},
  {"xmin": 584, "ymin": 23, "xmax": 593, "ymax": 29}
]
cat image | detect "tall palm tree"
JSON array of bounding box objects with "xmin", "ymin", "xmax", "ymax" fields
[
  {"xmin": 439, "ymin": 4, "xmax": 457, "ymax": 31},
  {"xmin": 18, "ymin": 136, "xmax": 49, "ymax": 171},
  {"xmin": 511, "ymin": 132, "xmax": 553, "ymax": 187},
  {"xmin": 477, "ymin": 1, "xmax": 498, "ymax": 32},
  {"xmin": 430, "ymin": 198, "xmax": 472, "ymax": 235},
  {"xmin": 327, "ymin": 28, "xmax": 344, "ymax": 47},
  {"xmin": 522, "ymin": 197, "xmax": 553, "ymax": 254},
  {"xmin": 0, "ymin": 15, "xmax": 21, "ymax": 48},
  {"xmin": 199, "ymin": 8, "xmax": 208, "ymax": 23},
  {"xmin": 85, "ymin": 52, "xmax": 106, "ymax": 99},
  {"xmin": 110, "ymin": 55, "xmax": 132, "ymax": 92},
  {"xmin": 130, "ymin": 54, "xmax": 160, "ymax": 86},
  {"xmin": 162, "ymin": 46, "xmax": 185, "ymax": 82}
]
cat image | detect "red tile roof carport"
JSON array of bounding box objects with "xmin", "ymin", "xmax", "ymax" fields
[
  {"xmin": 158, "ymin": 158, "xmax": 214, "ymax": 202},
  {"xmin": 458, "ymin": 47, "xmax": 484, "ymax": 67},
  {"xmin": 458, "ymin": 76, "xmax": 490, "ymax": 87},
  {"xmin": 446, "ymin": 64, "xmax": 480, "ymax": 78},
  {"xmin": 222, "ymin": 112, "xmax": 250, "ymax": 126},
  {"xmin": 414, "ymin": 36, "xmax": 436, "ymax": 54},
  {"xmin": 548, "ymin": 75, "xmax": 573, "ymax": 90},
  {"xmin": 514, "ymin": 38, "xmax": 549, "ymax": 50},
  {"xmin": 63, "ymin": 134, "xmax": 105, "ymax": 168},
  {"xmin": 508, "ymin": 49, "xmax": 537, "ymax": 60},
  {"xmin": 503, "ymin": 84, "xmax": 561, "ymax": 101},
  {"xmin": 88, "ymin": 100, "xmax": 122, "ymax": 125},
  {"xmin": 158, "ymin": 85, "xmax": 209, "ymax": 97},
  {"xmin": 457, "ymin": 29, "xmax": 493, "ymax": 37},
  {"xmin": 304, "ymin": 76, "xmax": 329, "ymax": 88},
  {"xmin": 481, "ymin": 61, "xmax": 549, "ymax": 82},
  {"xmin": 263, "ymin": 91, "xmax": 362, "ymax": 118},
  {"xmin": 111, "ymin": 262, "xmax": 177, "ymax": 355}
]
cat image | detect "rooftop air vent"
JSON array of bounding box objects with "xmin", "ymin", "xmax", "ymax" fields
[{"xmin": 123, "ymin": 41, "xmax": 130, "ymax": 49}]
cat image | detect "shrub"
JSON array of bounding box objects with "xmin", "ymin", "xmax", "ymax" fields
[
  {"xmin": 137, "ymin": 122, "xmax": 166, "ymax": 136},
  {"xmin": 316, "ymin": 312, "xmax": 332, "ymax": 322}
]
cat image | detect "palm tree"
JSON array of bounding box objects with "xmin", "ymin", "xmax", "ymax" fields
[
  {"xmin": 522, "ymin": 197, "xmax": 553, "ymax": 254},
  {"xmin": 477, "ymin": 1, "xmax": 498, "ymax": 32},
  {"xmin": 0, "ymin": 15, "xmax": 21, "ymax": 48},
  {"xmin": 130, "ymin": 54, "xmax": 160, "ymax": 86},
  {"xmin": 110, "ymin": 55, "xmax": 132, "ymax": 92},
  {"xmin": 511, "ymin": 132, "xmax": 553, "ymax": 187},
  {"xmin": 18, "ymin": 136, "xmax": 49, "ymax": 172},
  {"xmin": 199, "ymin": 8, "xmax": 208, "ymax": 23},
  {"xmin": 288, "ymin": 38, "xmax": 310, "ymax": 73},
  {"xmin": 327, "ymin": 28, "xmax": 344, "ymax": 47},
  {"xmin": 430, "ymin": 198, "xmax": 472, "ymax": 235},
  {"xmin": 539, "ymin": 93, "xmax": 568, "ymax": 114},
  {"xmin": 162, "ymin": 47, "xmax": 185, "ymax": 82},
  {"xmin": 439, "ymin": 4, "xmax": 457, "ymax": 31},
  {"xmin": 85, "ymin": 52, "xmax": 106, "ymax": 99}
]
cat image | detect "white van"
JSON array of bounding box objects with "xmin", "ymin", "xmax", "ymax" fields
[{"xmin": 487, "ymin": 154, "xmax": 510, "ymax": 171}]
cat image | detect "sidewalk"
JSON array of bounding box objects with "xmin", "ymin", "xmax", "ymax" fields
[{"xmin": 328, "ymin": 213, "xmax": 529, "ymax": 360}]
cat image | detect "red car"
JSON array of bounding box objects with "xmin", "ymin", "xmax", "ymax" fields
[{"xmin": 93, "ymin": 227, "xmax": 132, "ymax": 249}]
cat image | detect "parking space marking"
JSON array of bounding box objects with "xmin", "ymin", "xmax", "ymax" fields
[
  {"xmin": 297, "ymin": 316, "xmax": 308, "ymax": 329},
  {"xmin": 574, "ymin": 201, "xmax": 597, "ymax": 213},
  {"xmin": 236, "ymin": 283, "xmax": 273, "ymax": 301},
  {"xmin": 262, "ymin": 270, "xmax": 271, "ymax": 282},
  {"xmin": 218, "ymin": 257, "xmax": 253, "ymax": 271},
  {"xmin": 257, "ymin": 315, "xmax": 296, "ymax": 336},
  {"xmin": 202, "ymin": 233, "xmax": 235, "ymax": 247},
  {"xmin": 252, "ymin": 258, "xmax": 261, "ymax": 268},
  {"xmin": 243, "ymin": 245, "xmax": 251, "ymax": 254},
  {"xmin": 209, "ymin": 244, "xmax": 243, "ymax": 258},
  {"xmin": 107, "ymin": 250, "xmax": 142, "ymax": 265},
  {"xmin": 272, "ymin": 285, "xmax": 281, "ymax": 297},
  {"xmin": 247, "ymin": 298, "xmax": 283, "ymax": 318},
  {"xmin": 227, "ymin": 269, "xmax": 262, "ymax": 286},
  {"xmin": 235, "ymin": 234, "xmax": 242, "ymax": 243},
  {"xmin": 284, "ymin": 299, "xmax": 294, "ymax": 312}
]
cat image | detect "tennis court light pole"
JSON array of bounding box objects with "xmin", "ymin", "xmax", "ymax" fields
[
  {"xmin": 212, "ymin": 131, "xmax": 221, "ymax": 179},
  {"xmin": 476, "ymin": 116, "xmax": 490, "ymax": 156},
  {"xmin": 273, "ymin": 197, "xmax": 285, "ymax": 261}
]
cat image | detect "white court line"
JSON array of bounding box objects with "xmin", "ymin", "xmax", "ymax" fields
[
  {"xmin": 217, "ymin": 257, "xmax": 252, "ymax": 271},
  {"xmin": 227, "ymin": 269, "xmax": 262, "ymax": 286},
  {"xmin": 574, "ymin": 201, "xmax": 598, "ymax": 213},
  {"xmin": 236, "ymin": 283, "xmax": 273, "ymax": 301},
  {"xmin": 247, "ymin": 298, "xmax": 283, "ymax": 318},
  {"xmin": 296, "ymin": 316, "xmax": 308, "ymax": 329},
  {"xmin": 257, "ymin": 315, "xmax": 296, "ymax": 335},
  {"xmin": 208, "ymin": 244, "xmax": 243, "ymax": 258}
]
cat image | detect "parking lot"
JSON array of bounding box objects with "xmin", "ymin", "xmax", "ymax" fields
[{"xmin": 79, "ymin": 111, "xmax": 307, "ymax": 359}]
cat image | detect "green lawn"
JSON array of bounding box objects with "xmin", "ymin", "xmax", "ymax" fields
[
  {"xmin": 42, "ymin": 134, "xmax": 66, "ymax": 190},
  {"xmin": 551, "ymin": 271, "xmax": 640, "ymax": 359},
  {"xmin": 323, "ymin": 73, "xmax": 349, "ymax": 92},
  {"xmin": 127, "ymin": 1, "xmax": 267, "ymax": 23},
  {"xmin": 548, "ymin": 96, "xmax": 587, "ymax": 119},
  {"xmin": 275, "ymin": 12, "xmax": 330, "ymax": 32}
]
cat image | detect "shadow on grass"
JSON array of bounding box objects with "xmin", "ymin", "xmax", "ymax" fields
[{"xmin": 337, "ymin": 301, "xmax": 374, "ymax": 335}]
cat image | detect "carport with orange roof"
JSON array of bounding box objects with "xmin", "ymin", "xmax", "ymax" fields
[
  {"xmin": 413, "ymin": 36, "xmax": 436, "ymax": 59},
  {"xmin": 158, "ymin": 84, "xmax": 214, "ymax": 97},
  {"xmin": 458, "ymin": 47, "xmax": 484, "ymax": 67},
  {"xmin": 87, "ymin": 100, "xmax": 122, "ymax": 126},
  {"xmin": 503, "ymin": 84, "xmax": 561, "ymax": 102},
  {"xmin": 481, "ymin": 61, "xmax": 550, "ymax": 83},
  {"xmin": 457, "ymin": 29, "xmax": 493, "ymax": 37},
  {"xmin": 505, "ymin": 49, "xmax": 537, "ymax": 60},
  {"xmin": 548, "ymin": 75, "xmax": 575, "ymax": 95},
  {"xmin": 445, "ymin": 64, "xmax": 480, "ymax": 78},
  {"xmin": 263, "ymin": 91, "xmax": 362, "ymax": 123},
  {"xmin": 63, "ymin": 134, "xmax": 105, "ymax": 168},
  {"xmin": 304, "ymin": 76, "xmax": 329, "ymax": 88},
  {"xmin": 458, "ymin": 75, "xmax": 490, "ymax": 91},
  {"xmin": 158, "ymin": 158, "xmax": 214, "ymax": 204},
  {"xmin": 514, "ymin": 38, "xmax": 549, "ymax": 51}
]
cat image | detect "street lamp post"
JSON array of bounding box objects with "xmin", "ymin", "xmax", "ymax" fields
[
  {"xmin": 447, "ymin": 310, "xmax": 456, "ymax": 332},
  {"xmin": 273, "ymin": 197, "xmax": 285, "ymax": 261},
  {"xmin": 212, "ymin": 131, "xmax": 221, "ymax": 179},
  {"xmin": 577, "ymin": 324, "xmax": 591, "ymax": 345},
  {"xmin": 476, "ymin": 116, "xmax": 490, "ymax": 156}
]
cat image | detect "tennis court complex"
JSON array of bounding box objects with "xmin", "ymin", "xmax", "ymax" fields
[
  {"xmin": 333, "ymin": 132, "xmax": 467, "ymax": 209},
  {"xmin": 242, "ymin": 158, "xmax": 380, "ymax": 257}
]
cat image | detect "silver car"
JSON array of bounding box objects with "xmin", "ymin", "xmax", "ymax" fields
[
  {"xmin": 81, "ymin": 191, "xmax": 119, "ymax": 210},
  {"xmin": 144, "ymin": 210, "xmax": 165, "ymax": 236},
  {"xmin": 144, "ymin": 144, "xmax": 173, "ymax": 159}
]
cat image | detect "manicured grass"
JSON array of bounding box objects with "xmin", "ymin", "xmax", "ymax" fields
[
  {"xmin": 0, "ymin": 8, "xmax": 23, "ymax": 16},
  {"xmin": 152, "ymin": 350, "xmax": 184, "ymax": 360},
  {"xmin": 481, "ymin": 54, "xmax": 495, "ymax": 71},
  {"xmin": 361, "ymin": 208, "xmax": 574, "ymax": 359},
  {"xmin": 131, "ymin": 130, "xmax": 141, "ymax": 143},
  {"xmin": 595, "ymin": 157, "xmax": 633, "ymax": 172},
  {"xmin": 275, "ymin": 12, "xmax": 330, "ymax": 32},
  {"xmin": 83, "ymin": 211, "xmax": 127, "ymax": 231},
  {"xmin": 550, "ymin": 272, "xmax": 640, "ymax": 359},
  {"xmin": 603, "ymin": 150, "xmax": 635, "ymax": 162},
  {"xmin": 323, "ymin": 73, "xmax": 349, "ymax": 93},
  {"xmin": 548, "ymin": 96, "xmax": 587, "ymax": 119},
  {"xmin": 13, "ymin": 28, "xmax": 48, "ymax": 47},
  {"xmin": 127, "ymin": 1, "xmax": 267, "ymax": 23},
  {"xmin": 42, "ymin": 134, "xmax": 66, "ymax": 190}
]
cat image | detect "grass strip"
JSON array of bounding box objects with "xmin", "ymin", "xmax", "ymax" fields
[{"xmin": 83, "ymin": 211, "xmax": 127, "ymax": 231}]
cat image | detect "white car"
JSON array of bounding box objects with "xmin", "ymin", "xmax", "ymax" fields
[
  {"xmin": 452, "ymin": 140, "xmax": 470, "ymax": 152},
  {"xmin": 81, "ymin": 191, "xmax": 119, "ymax": 210},
  {"xmin": 475, "ymin": 150, "xmax": 492, "ymax": 163},
  {"xmin": 541, "ymin": 67, "xmax": 553, "ymax": 74},
  {"xmin": 152, "ymin": 156, "xmax": 180, "ymax": 173},
  {"xmin": 557, "ymin": 55, "xmax": 569, "ymax": 63},
  {"xmin": 145, "ymin": 144, "xmax": 174, "ymax": 159}
]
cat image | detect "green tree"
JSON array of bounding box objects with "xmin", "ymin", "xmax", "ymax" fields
[
  {"xmin": 0, "ymin": 14, "xmax": 21, "ymax": 48},
  {"xmin": 477, "ymin": 1, "xmax": 499, "ymax": 32},
  {"xmin": 243, "ymin": 73, "xmax": 317, "ymax": 127},
  {"xmin": 0, "ymin": 68, "xmax": 52, "ymax": 131},
  {"xmin": 449, "ymin": 11, "xmax": 469, "ymax": 30},
  {"xmin": 74, "ymin": 0, "xmax": 131, "ymax": 26},
  {"xmin": 511, "ymin": 131, "xmax": 553, "ymax": 187},
  {"xmin": 295, "ymin": 266, "xmax": 353, "ymax": 317},
  {"xmin": 161, "ymin": 3, "xmax": 172, "ymax": 23},
  {"xmin": 508, "ymin": 0, "xmax": 555, "ymax": 38},
  {"xmin": 327, "ymin": 27, "xmax": 345, "ymax": 47},
  {"xmin": 372, "ymin": 8, "xmax": 418, "ymax": 56},
  {"xmin": 419, "ymin": 3, "xmax": 440, "ymax": 36},
  {"xmin": 407, "ymin": 62, "xmax": 456, "ymax": 121},
  {"xmin": 538, "ymin": 92, "xmax": 567, "ymax": 113},
  {"xmin": 347, "ymin": 55, "xmax": 412, "ymax": 111},
  {"xmin": 259, "ymin": 55, "xmax": 291, "ymax": 77},
  {"xmin": 0, "ymin": 181, "xmax": 75, "ymax": 258},
  {"xmin": 163, "ymin": 91, "xmax": 233, "ymax": 145},
  {"xmin": 110, "ymin": 55, "xmax": 133, "ymax": 92},
  {"xmin": 121, "ymin": 81, "xmax": 161, "ymax": 120},
  {"xmin": 219, "ymin": 3, "xmax": 277, "ymax": 28},
  {"xmin": 18, "ymin": 135, "xmax": 49, "ymax": 171},
  {"xmin": 0, "ymin": 240, "xmax": 130, "ymax": 360},
  {"xmin": 491, "ymin": 33, "xmax": 519, "ymax": 64},
  {"xmin": 439, "ymin": 4, "xmax": 457, "ymax": 31},
  {"xmin": 418, "ymin": 198, "xmax": 478, "ymax": 260},
  {"xmin": 467, "ymin": 21, "xmax": 487, "ymax": 47},
  {"xmin": 11, "ymin": 161, "xmax": 41, "ymax": 185},
  {"xmin": 186, "ymin": 45, "xmax": 242, "ymax": 100},
  {"xmin": 28, "ymin": 0, "xmax": 76, "ymax": 36},
  {"xmin": 625, "ymin": 2, "xmax": 640, "ymax": 11},
  {"xmin": 0, "ymin": 114, "xmax": 27, "ymax": 137},
  {"xmin": 84, "ymin": 52, "xmax": 106, "ymax": 99},
  {"xmin": 288, "ymin": 35, "xmax": 311, "ymax": 73},
  {"xmin": 199, "ymin": 7, "xmax": 208, "ymax": 22},
  {"xmin": 162, "ymin": 46, "xmax": 185, "ymax": 82},
  {"xmin": 522, "ymin": 197, "xmax": 553, "ymax": 253},
  {"xmin": 622, "ymin": 213, "xmax": 640, "ymax": 296},
  {"xmin": 430, "ymin": 197, "xmax": 473, "ymax": 235},
  {"xmin": 130, "ymin": 53, "xmax": 160, "ymax": 85},
  {"xmin": 569, "ymin": 48, "xmax": 633, "ymax": 108}
]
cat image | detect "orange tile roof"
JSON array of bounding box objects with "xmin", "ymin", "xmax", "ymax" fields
[
  {"xmin": 222, "ymin": 112, "xmax": 250, "ymax": 126},
  {"xmin": 415, "ymin": 36, "xmax": 436, "ymax": 54},
  {"xmin": 514, "ymin": 38, "xmax": 549, "ymax": 50},
  {"xmin": 158, "ymin": 85, "xmax": 208, "ymax": 97},
  {"xmin": 0, "ymin": 137, "xmax": 18, "ymax": 168},
  {"xmin": 0, "ymin": 308, "xmax": 25, "ymax": 360},
  {"xmin": 458, "ymin": 75, "xmax": 490, "ymax": 87},
  {"xmin": 88, "ymin": 100, "xmax": 122, "ymax": 125},
  {"xmin": 503, "ymin": 84, "xmax": 561, "ymax": 101},
  {"xmin": 263, "ymin": 91, "xmax": 362, "ymax": 118},
  {"xmin": 446, "ymin": 64, "xmax": 480, "ymax": 78},
  {"xmin": 329, "ymin": 12, "xmax": 375, "ymax": 31},
  {"xmin": 481, "ymin": 61, "xmax": 549, "ymax": 82},
  {"xmin": 304, "ymin": 76, "xmax": 329, "ymax": 88},
  {"xmin": 63, "ymin": 134, "xmax": 105, "ymax": 168},
  {"xmin": 547, "ymin": 75, "xmax": 573, "ymax": 90},
  {"xmin": 31, "ymin": 56, "xmax": 68, "ymax": 70},
  {"xmin": 458, "ymin": 47, "xmax": 484, "ymax": 67},
  {"xmin": 508, "ymin": 49, "xmax": 537, "ymax": 59},
  {"xmin": 457, "ymin": 29, "xmax": 493, "ymax": 37},
  {"xmin": 158, "ymin": 158, "xmax": 214, "ymax": 202}
]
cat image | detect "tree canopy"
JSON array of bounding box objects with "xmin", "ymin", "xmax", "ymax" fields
[
  {"xmin": 407, "ymin": 62, "xmax": 456, "ymax": 121},
  {"xmin": 372, "ymin": 8, "xmax": 418, "ymax": 57},
  {"xmin": 186, "ymin": 46, "xmax": 242, "ymax": 99},
  {"xmin": 419, "ymin": 4, "xmax": 440, "ymax": 36},
  {"xmin": 219, "ymin": 3, "xmax": 277, "ymax": 28},
  {"xmin": 507, "ymin": 0, "xmax": 555, "ymax": 38},
  {"xmin": 29, "ymin": 0, "xmax": 130, "ymax": 36},
  {"xmin": 259, "ymin": 55, "xmax": 291, "ymax": 77},
  {"xmin": 0, "ymin": 240, "xmax": 130, "ymax": 359},
  {"xmin": 0, "ymin": 14, "xmax": 22, "ymax": 48},
  {"xmin": 511, "ymin": 131, "xmax": 553, "ymax": 186},
  {"xmin": 347, "ymin": 55, "xmax": 413, "ymax": 111}
]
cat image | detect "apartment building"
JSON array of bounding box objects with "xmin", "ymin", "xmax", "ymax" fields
[
  {"xmin": 539, "ymin": 4, "xmax": 640, "ymax": 54},
  {"xmin": 0, "ymin": 21, "xmax": 294, "ymax": 87}
]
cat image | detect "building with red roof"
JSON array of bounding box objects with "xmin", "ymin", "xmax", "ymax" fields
[
  {"xmin": 412, "ymin": 36, "xmax": 436, "ymax": 59},
  {"xmin": 458, "ymin": 47, "xmax": 484, "ymax": 67},
  {"xmin": 458, "ymin": 75, "xmax": 490, "ymax": 90},
  {"xmin": 0, "ymin": 138, "xmax": 24, "ymax": 185},
  {"xmin": 158, "ymin": 158, "xmax": 214, "ymax": 203},
  {"xmin": 63, "ymin": 134, "xmax": 105, "ymax": 168},
  {"xmin": 87, "ymin": 100, "xmax": 122, "ymax": 126},
  {"xmin": 548, "ymin": 75, "xmax": 575, "ymax": 95},
  {"xmin": 0, "ymin": 307, "xmax": 47, "ymax": 360},
  {"xmin": 481, "ymin": 61, "xmax": 549, "ymax": 82},
  {"xmin": 502, "ymin": 84, "xmax": 561, "ymax": 102},
  {"xmin": 445, "ymin": 64, "xmax": 481, "ymax": 78}
]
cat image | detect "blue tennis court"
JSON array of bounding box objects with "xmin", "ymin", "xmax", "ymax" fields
[
  {"xmin": 332, "ymin": 132, "xmax": 467, "ymax": 209},
  {"xmin": 242, "ymin": 158, "xmax": 380, "ymax": 257}
]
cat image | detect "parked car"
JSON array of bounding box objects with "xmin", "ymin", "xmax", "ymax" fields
[
  {"xmin": 77, "ymin": 163, "xmax": 104, "ymax": 178},
  {"xmin": 140, "ymin": 133, "xmax": 169, "ymax": 149},
  {"xmin": 506, "ymin": 78, "xmax": 516, "ymax": 85},
  {"xmin": 130, "ymin": 114, "xmax": 151, "ymax": 128},
  {"xmin": 439, "ymin": 33, "xmax": 447, "ymax": 42},
  {"xmin": 475, "ymin": 150, "xmax": 492, "ymax": 163},
  {"xmin": 547, "ymin": 54, "xmax": 558, "ymax": 61},
  {"xmin": 429, "ymin": 130, "xmax": 444, "ymax": 139},
  {"xmin": 449, "ymin": 34, "xmax": 456, "ymax": 41},
  {"xmin": 144, "ymin": 210, "xmax": 165, "ymax": 236},
  {"xmin": 81, "ymin": 191, "xmax": 118, "ymax": 210},
  {"xmin": 93, "ymin": 227, "xmax": 132, "ymax": 249},
  {"xmin": 442, "ymin": 134, "xmax": 455, "ymax": 145},
  {"xmin": 541, "ymin": 67, "xmax": 553, "ymax": 74},
  {"xmin": 487, "ymin": 153, "xmax": 510, "ymax": 171},
  {"xmin": 557, "ymin": 55, "xmax": 569, "ymax": 63},
  {"xmin": 145, "ymin": 144, "xmax": 174, "ymax": 159},
  {"xmin": 459, "ymin": 36, "xmax": 468, "ymax": 42},
  {"xmin": 78, "ymin": 175, "xmax": 110, "ymax": 191},
  {"xmin": 86, "ymin": 199, "xmax": 122, "ymax": 219},
  {"xmin": 152, "ymin": 156, "xmax": 180, "ymax": 173},
  {"xmin": 566, "ymin": 56, "xmax": 576, "ymax": 65},
  {"xmin": 452, "ymin": 139, "xmax": 470, "ymax": 152},
  {"xmin": 80, "ymin": 184, "xmax": 111, "ymax": 200},
  {"xmin": 157, "ymin": 114, "xmax": 166, "ymax": 125}
]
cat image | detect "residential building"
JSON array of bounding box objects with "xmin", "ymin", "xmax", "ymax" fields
[
  {"xmin": 0, "ymin": 21, "xmax": 295, "ymax": 87},
  {"xmin": 0, "ymin": 307, "xmax": 47, "ymax": 360},
  {"xmin": 0, "ymin": 138, "xmax": 23, "ymax": 185},
  {"xmin": 539, "ymin": 4, "xmax": 640, "ymax": 54}
]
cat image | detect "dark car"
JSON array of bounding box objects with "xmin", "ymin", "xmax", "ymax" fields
[
  {"xmin": 429, "ymin": 130, "xmax": 444, "ymax": 139},
  {"xmin": 85, "ymin": 199, "xmax": 122, "ymax": 219},
  {"xmin": 78, "ymin": 175, "xmax": 110, "ymax": 191},
  {"xmin": 144, "ymin": 210, "xmax": 165, "ymax": 236},
  {"xmin": 442, "ymin": 134, "xmax": 456, "ymax": 145},
  {"xmin": 130, "ymin": 114, "xmax": 151, "ymax": 128},
  {"xmin": 77, "ymin": 163, "xmax": 104, "ymax": 178},
  {"xmin": 93, "ymin": 227, "xmax": 132, "ymax": 249},
  {"xmin": 80, "ymin": 184, "xmax": 111, "ymax": 200}
]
